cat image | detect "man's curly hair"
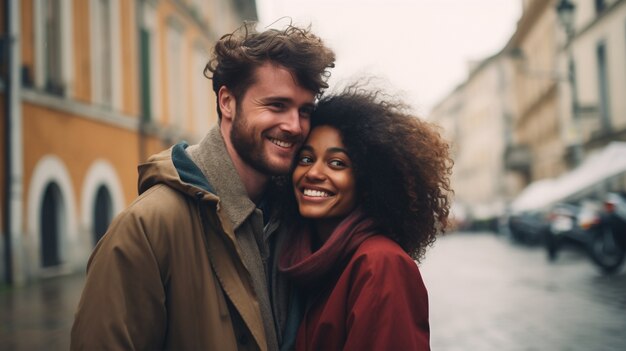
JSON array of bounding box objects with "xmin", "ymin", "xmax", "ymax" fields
[
  {"xmin": 311, "ymin": 86, "xmax": 453, "ymax": 261},
  {"xmin": 204, "ymin": 22, "xmax": 336, "ymax": 119}
]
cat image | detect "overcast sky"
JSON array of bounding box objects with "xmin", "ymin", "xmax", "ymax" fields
[{"xmin": 256, "ymin": 0, "xmax": 522, "ymax": 115}]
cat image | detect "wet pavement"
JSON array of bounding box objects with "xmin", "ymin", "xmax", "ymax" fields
[
  {"xmin": 421, "ymin": 232, "xmax": 626, "ymax": 351},
  {"xmin": 0, "ymin": 271, "xmax": 85, "ymax": 350},
  {"xmin": 0, "ymin": 231, "xmax": 624, "ymax": 350}
]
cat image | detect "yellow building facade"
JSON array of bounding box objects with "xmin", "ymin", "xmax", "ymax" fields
[{"xmin": 1, "ymin": 0, "xmax": 256, "ymax": 284}]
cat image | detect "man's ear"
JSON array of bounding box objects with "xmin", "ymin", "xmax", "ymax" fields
[{"xmin": 218, "ymin": 86, "xmax": 236, "ymax": 121}]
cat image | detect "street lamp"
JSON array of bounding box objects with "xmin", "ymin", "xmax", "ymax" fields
[
  {"xmin": 556, "ymin": 0, "xmax": 583, "ymax": 167},
  {"xmin": 556, "ymin": 0, "xmax": 575, "ymax": 36}
]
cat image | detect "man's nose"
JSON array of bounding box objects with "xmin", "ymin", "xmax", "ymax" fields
[{"xmin": 280, "ymin": 109, "xmax": 304, "ymax": 135}]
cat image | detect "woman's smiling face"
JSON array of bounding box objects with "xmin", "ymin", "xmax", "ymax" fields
[{"xmin": 292, "ymin": 125, "xmax": 357, "ymax": 220}]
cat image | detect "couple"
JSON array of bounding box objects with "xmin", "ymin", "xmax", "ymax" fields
[{"xmin": 71, "ymin": 23, "xmax": 452, "ymax": 351}]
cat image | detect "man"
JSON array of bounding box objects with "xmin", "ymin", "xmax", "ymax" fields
[{"xmin": 71, "ymin": 23, "xmax": 335, "ymax": 351}]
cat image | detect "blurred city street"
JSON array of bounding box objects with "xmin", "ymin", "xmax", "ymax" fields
[{"xmin": 1, "ymin": 232, "xmax": 624, "ymax": 350}]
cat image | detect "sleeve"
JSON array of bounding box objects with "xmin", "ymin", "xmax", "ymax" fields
[
  {"xmin": 70, "ymin": 209, "xmax": 167, "ymax": 350},
  {"xmin": 343, "ymin": 251, "xmax": 430, "ymax": 351}
]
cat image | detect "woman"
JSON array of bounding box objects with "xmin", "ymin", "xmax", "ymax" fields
[{"xmin": 279, "ymin": 87, "xmax": 453, "ymax": 350}]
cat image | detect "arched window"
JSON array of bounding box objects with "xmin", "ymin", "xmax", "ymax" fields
[
  {"xmin": 93, "ymin": 185, "xmax": 113, "ymax": 245},
  {"xmin": 40, "ymin": 182, "xmax": 64, "ymax": 267}
]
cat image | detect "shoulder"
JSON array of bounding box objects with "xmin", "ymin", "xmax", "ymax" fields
[
  {"xmin": 353, "ymin": 236, "xmax": 415, "ymax": 265},
  {"xmin": 347, "ymin": 235, "xmax": 420, "ymax": 279},
  {"xmin": 104, "ymin": 184, "xmax": 202, "ymax": 245},
  {"xmin": 120, "ymin": 184, "xmax": 198, "ymax": 227},
  {"xmin": 342, "ymin": 235, "xmax": 428, "ymax": 310}
]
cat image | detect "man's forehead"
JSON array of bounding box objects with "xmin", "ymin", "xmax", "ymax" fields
[{"xmin": 248, "ymin": 63, "xmax": 315, "ymax": 102}]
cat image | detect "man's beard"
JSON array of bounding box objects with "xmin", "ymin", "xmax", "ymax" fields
[{"xmin": 230, "ymin": 108, "xmax": 296, "ymax": 176}]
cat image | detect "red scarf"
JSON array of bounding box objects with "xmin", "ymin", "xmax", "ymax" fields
[{"xmin": 279, "ymin": 209, "xmax": 378, "ymax": 289}]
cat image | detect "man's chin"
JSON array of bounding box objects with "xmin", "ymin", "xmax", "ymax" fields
[
  {"xmin": 265, "ymin": 159, "xmax": 294, "ymax": 176},
  {"xmin": 247, "ymin": 157, "xmax": 292, "ymax": 176},
  {"xmin": 266, "ymin": 164, "xmax": 292, "ymax": 176},
  {"xmin": 263, "ymin": 153, "xmax": 296, "ymax": 175}
]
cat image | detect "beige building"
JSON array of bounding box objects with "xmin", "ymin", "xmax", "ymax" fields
[
  {"xmin": 558, "ymin": 0, "xmax": 626, "ymax": 154},
  {"xmin": 506, "ymin": 0, "xmax": 568, "ymax": 183},
  {"xmin": 429, "ymin": 55, "xmax": 515, "ymax": 222},
  {"xmin": 1, "ymin": 0, "xmax": 256, "ymax": 284},
  {"xmin": 429, "ymin": 0, "xmax": 626, "ymax": 223}
]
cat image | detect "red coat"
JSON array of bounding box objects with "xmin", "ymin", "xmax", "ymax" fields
[{"xmin": 296, "ymin": 235, "xmax": 430, "ymax": 351}]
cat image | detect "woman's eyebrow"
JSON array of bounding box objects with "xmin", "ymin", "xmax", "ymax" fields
[{"xmin": 326, "ymin": 147, "xmax": 349, "ymax": 155}]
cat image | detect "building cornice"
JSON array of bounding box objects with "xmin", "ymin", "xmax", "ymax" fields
[
  {"xmin": 573, "ymin": 0, "xmax": 626, "ymax": 42},
  {"xmin": 505, "ymin": 0, "xmax": 553, "ymax": 49},
  {"xmin": 169, "ymin": 0, "xmax": 218, "ymax": 42},
  {"xmin": 21, "ymin": 89, "xmax": 139, "ymax": 132}
]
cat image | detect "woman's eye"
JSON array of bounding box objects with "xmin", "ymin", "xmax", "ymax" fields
[
  {"xmin": 329, "ymin": 159, "xmax": 347, "ymax": 168},
  {"xmin": 298, "ymin": 156, "xmax": 313, "ymax": 164}
]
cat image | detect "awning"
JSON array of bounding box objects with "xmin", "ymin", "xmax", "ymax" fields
[{"xmin": 510, "ymin": 142, "xmax": 626, "ymax": 213}]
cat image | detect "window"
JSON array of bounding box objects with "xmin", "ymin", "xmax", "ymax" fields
[
  {"xmin": 595, "ymin": 0, "xmax": 607, "ymax": 14},
  {"xmin": 192, "ymin": 46, "xmax": 212, "ymax": 133},
  {"xmin": 93, "ymin": 0, "xmax": 112, "ymax": 106},
  {"xmin": 191, "ymin": 0, "xmax": 205, "ymax": 21},
  {"xmin": 40, "ymin": 182, "xmax": 63, "ymax": 267},
  {"xmin": 43, "ymin": 0, "xmax": 63, "ymax": 95},
  {"xmin": 140, "ymin": 2, "xmax": 162, "ymax": 122},
  {"xmin": 90, "ymin": 0, "xmax": 121, "ymax": 108},
  {"xmin": 34, "ymin": 0, "xmax": 73, "ymax": 96},
  {"xmin": 166, "ymin": 18, "xmax": 187, "ymax": 129},
  {"xmin": 93, "ymin": 185, "xmax": 112, "ymax": 245},
  {"xmin": 596, "ymin": 41, "xmax": 611, "ymax": 132}
]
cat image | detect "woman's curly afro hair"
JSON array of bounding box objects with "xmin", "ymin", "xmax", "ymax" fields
[{"xmin": 311, "ymin": 86, "xmax": 453, "ymax": 261}]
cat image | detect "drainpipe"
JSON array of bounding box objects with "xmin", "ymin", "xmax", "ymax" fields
[
  {"xmin": 137, "ymin": 0, "xmax": 147, "ymax": 163},
  {"xmin": 3, "ymin": 0, "xmax": 23, "ymax": 285}
]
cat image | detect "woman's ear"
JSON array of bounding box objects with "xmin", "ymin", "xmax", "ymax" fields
[{"xmin": 218, "ymin": 86, "xmax": 236, "ymax": 121}]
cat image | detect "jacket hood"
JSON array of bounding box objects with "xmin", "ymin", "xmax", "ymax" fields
[{"xmin": 138, "ymin": 143, "xmax": 218, "ymax": 202}]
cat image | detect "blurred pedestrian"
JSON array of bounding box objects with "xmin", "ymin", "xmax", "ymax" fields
[
  {"xmin": 279, "ymin": 86, "xmax": 453, "ymax": 350},
  {"xmin": 71, "ymin": 22, "xmax": 335, "ymax": 351}
]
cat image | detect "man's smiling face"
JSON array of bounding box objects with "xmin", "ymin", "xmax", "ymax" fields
[{"xmin": 228, "ymin": 62, "xmax": 316, "ymax": 176}]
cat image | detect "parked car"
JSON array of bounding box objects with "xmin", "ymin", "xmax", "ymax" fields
[
  {"xmin": 544, "ymin": 194, "xmax": 626, "ymax": 274},
  {"xmin": 544, "ymin": 201, "xmax": 599, "ymax": 261},
  {"xmin": 508, "ymin": 210, "xmax": 549, "ymax": 246}
]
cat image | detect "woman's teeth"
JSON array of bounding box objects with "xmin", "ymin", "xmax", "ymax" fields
[{"xmin": 303, "ymin": 189, "xmax": 330, "ymax": 197}]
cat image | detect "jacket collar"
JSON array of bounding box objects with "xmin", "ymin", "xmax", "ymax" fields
[{"xmin": 187, "ymin": 126, "xmax": 257, "ymax": 231}]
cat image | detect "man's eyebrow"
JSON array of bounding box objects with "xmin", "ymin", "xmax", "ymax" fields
[
  {"xmin": 260, "ymin": 96, "xmax": 292, "ymax": 103},
  {"xmin": 260, "ymin": 97, "xmax": 315, "ymax": 108}
]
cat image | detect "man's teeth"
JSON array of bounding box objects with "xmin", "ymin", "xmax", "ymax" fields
[
  {"xmin": 303, "ymin": 189, "xmax": 330, "ymax": 197},
  {"xmin": 269, "ymin": 138, "xmax": 293, "ymax": 148}
]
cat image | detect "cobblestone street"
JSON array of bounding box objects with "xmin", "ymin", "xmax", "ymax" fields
[
  {"xmin": 421, "ymin": 232, "xmax": 626, "ymax": 351},
  {"xmin": 1, "ymin": 231, "xmax": 625, "ymax": 350}
]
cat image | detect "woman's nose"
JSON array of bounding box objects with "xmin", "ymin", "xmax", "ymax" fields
[{"xmin": 304, "ymin": 162, "xmax": 326, "ymax": 181}]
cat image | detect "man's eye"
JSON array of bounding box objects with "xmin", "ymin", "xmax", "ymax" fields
[
  {"xmin": 269, "ymin": 102, "xmax": 286, "ymax": 109},
  {"xmin": 299, "ymin": 107, "xmax": 313, "ymax": 117}
]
